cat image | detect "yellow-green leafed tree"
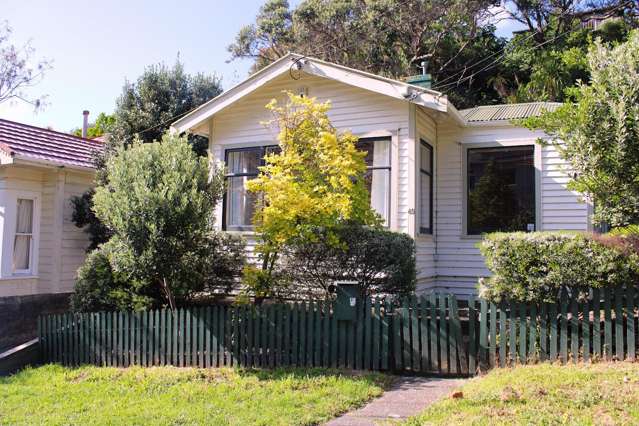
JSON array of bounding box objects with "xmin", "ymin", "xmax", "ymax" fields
[{"xmin": 244, "ymin": 93, "xmax": 381, "ymax": 299}]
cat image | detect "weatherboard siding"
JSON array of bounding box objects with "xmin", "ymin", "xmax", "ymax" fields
[
  {"xmin": 208, "ymin": 72, "xmax": 412, "ymax": 237},
  {"xmin": 414, "ymin": 107, "xmax": 437, "ymax": 290},
  {"xmin": 431, "ymin": 123, "xmax": 590, "ymax": 297}
]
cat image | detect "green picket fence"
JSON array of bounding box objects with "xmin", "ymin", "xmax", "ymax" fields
[
  {"xmin": 37, "ymin": 294, "xmax": 469, "ymax": 375},
  {"xmin": 468, "ymin": 286, "xmax": 639, "ymax": 372}
]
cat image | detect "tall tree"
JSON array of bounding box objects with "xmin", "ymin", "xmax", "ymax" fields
[
  {"xmin": 524, "ymin": 30, "xmax": 639, "ymax": 226},
  {"xmin": 109, "ymin": 58, "xmax": 222, "ymax": 156},
  {"xmin": 0, "ymin": 20, "xmax": 51, "ymax": 109},
  {"xmin": 228, "ymin": 0, "xmax": 505, "ymax": 108}
]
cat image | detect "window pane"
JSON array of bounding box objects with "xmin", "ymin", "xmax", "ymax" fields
[
  {"xmin": 13, "ymin": 235, "xmax": 30, "ymax": 270},
  {"xmin": 16, "ymin": 199, "xmax": 33, "ymax": 233},
  {"xmin": 420, "ymin": 143, "xmax": 432, "ymax": 173},
  {"xmin": 364, "ymin": 169, "xmax": 390, "ymax": 224},
  {"xmin": 357, "ymin": 138, "xmax": 391, "ymax": 168},
  {"xmin": 420, "ymin": 173, "xmax": 431, "ymax": 232},
  {"xmin": 227, "ymin": 149, "xmax": 261, "ymax": 175},
  {"xmin": 226, "ymin": 176, "xmax": 257, "ymax": 228},
  {"xmin": 467, "ymin": 146, "xmax": 535, "ymax": 234}
]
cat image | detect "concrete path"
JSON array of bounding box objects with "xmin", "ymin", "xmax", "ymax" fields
[{"xmin": 326, "ymin": 376, "xmax": 466, "ymax": 426}]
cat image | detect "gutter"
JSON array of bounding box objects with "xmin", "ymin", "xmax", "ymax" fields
[{"xmin": 12, "ymin": 156, "xmax": 97, "ymax": 173}]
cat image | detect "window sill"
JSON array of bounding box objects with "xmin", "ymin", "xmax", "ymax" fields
[{"xmin": 0, "ymin": 275, "xmax": 38, "ymax": 282}]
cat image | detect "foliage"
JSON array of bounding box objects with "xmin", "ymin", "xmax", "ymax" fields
[
  {"xmin": 70, "ymin": 188, "xmax": 112, "ymax": 251},
  {"xmin": 70, "ymin": 239, "xmax": 157, "ymax": 312},
  {"xmin": 478, "ymin": 232, "xmax": 639, "ymax": 303},
  {"xmin": 285, "ymin": 222, "xmax": 416, "ymax": 298},
  {"xmin": 228, "ymin": 0, "xmax": 506, "ymax": 108},
  {"xmin": 109, "ymin": 58, "xmax": 222, "ymax": 156},
  {"xmin": 524, "ymin": 31, "xmax": 639, "ymax": 226},
  {"xmin": 408, "ymin": 362, "xmax": 639, "ymax": 425},
  {"xmin": 72, "ymin": 112, "xmax": 115, "ymax": 138},
  {"xmin": 1, "ymin": 365, "xmax": 390, "ymax": 426},
  {"xmin": 0, "ymin": 20, "xmax": 51, "ymax": 109},
  {"xmin": 244, "ymin": 93, "xmax": 380, "ymax": 298},
  {"xmin": 73, "ymin": 133, "xmax": 244, "ymax": 311}
]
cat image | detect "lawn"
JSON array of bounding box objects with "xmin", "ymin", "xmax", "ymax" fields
[
  {"xmin": 0, "ymin": 365, "xmax": 391, "ymax": 425},
  {"xmin": 408, "ymin": 362, "xmax": 639, "ymax": 425}
]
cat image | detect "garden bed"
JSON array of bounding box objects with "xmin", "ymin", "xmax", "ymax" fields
[{"xmin": 0, "ymin": 365, "xmax": 391, "ymax": 425}]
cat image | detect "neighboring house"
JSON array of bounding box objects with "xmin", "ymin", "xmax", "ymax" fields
[
  {"xmin": 172, "ymin": 53, "xmax": 591, "ymax": 297},
  {"xmin": 0, "ymin": 119, "xmax": 101, "ymax": 349}
]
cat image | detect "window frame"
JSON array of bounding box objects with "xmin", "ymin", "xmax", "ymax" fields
[
  {"xmin": 13, "ymin": 198, "xmax": 35, "ymax": 274},
  {"xmin": 419, "ymin": 139, "xmax": 434, "ymax": 235},
  {"xmin": 462, "ymin": 142, "xmax": 539, "ymax": 237},
  {"xmin": 0, "ymin": 190, "xmax": 40, "ymax": 278},
  {"xmin": 356, "ymin": 136, "xmax": 392, "ymax": 225},
  {"xmin": 222, "ymin": 145, "xmax": 278, "ymax": 232}
]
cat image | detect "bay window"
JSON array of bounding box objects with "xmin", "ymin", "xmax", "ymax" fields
[
  {"xmin": 419, "ymin": 140, "xmax": 433, "ymax": 234},
  {"xmin": 466, "ymin": 145, "xmax": 535, "ymax": 235}
]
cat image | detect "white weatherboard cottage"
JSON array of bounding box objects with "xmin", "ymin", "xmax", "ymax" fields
[{"xmin": 172, "ymin": 53, "xmax": 590, "ymax": 297}]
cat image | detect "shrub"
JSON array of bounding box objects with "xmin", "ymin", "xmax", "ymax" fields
[
  {"xmin": 284, "ymin": 222, "xmax": 416, "ymax": 298},
  {"xmin": 478, "ymin": 232, "xmax": 639, "ymax": 303},
  {"xmin": 72, "ymin": 133, "xmax": 245, "ymax": 312}
]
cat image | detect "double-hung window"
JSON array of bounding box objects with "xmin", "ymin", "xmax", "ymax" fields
[
  {"xmin": 419, "ymin": 140, "xmax": 433, "ymax": 234},
  {"xmin": 223, "ymin": 146, "xmax": 278, "ymax": 231},
  {"xmin": 356, "ymin": 137, "xmax": 391, "ymax": 225},
  {"xmin": 13, "ymin": 198, "xmax": 34, "ymax": 273},
  {"xmin": 466, "ymin": 145, "xmax": 535, "ymax": 235}
]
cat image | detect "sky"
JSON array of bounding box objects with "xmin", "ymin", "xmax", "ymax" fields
[{"xmin": 0, "ymin": 1, "xmax": 524, "ymax": 133}]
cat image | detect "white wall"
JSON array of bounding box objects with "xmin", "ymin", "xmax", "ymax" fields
[
  {"xmin": 0, "ymin": 165, "xmax": 94, "ymax": 297},
  {"xmin": 431, "ymin": 121, "xmax": 590, "ymax": 297},
  {"xmin": 207, "ymin": 72, "xmax": 413, "ymax": 260}
]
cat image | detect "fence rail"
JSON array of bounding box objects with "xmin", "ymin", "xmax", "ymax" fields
[{"xmin": 38, "ymin": 286, "xmax": 639, "ymax": 376}]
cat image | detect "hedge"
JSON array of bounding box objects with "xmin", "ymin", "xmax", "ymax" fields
[{"xmin": 478, "ymin": 231, "xmax": 639, "ymax": 303}]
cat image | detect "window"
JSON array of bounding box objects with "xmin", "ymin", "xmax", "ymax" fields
[
  {"xmin": 419, "ymin": 140, "xmax": 433, "ymax": 234},
  {"xmin": 356, "ymin": 137, "xmax": 391, "ymax": 224},
  {"xmin": 13, "ymin": 198, "xmax": 34, "ymax": 272},
  {"xmin": 223, "ymin": 146, "xmax": 279, "ymax": 231},
  {"xmin": 467, "ymin": 146, "xmax": 535, "ymax": 235}
]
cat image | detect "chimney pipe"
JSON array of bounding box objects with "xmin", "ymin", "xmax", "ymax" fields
[{"xmin": 82, "ymin": 110, "xmax": 89, "ymax": 138}]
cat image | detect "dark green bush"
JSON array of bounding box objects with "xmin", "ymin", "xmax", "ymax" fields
[
  {"xmin": 284, "ymin": 222, "xmax": 416, "ymax": 298},
  {"xmin": 478, "ymin": 231, "xmax": 639, "ymax": 303}
]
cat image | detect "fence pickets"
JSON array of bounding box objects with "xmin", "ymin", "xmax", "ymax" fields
[
  {"xmin": 38, "ymin": 286, "xmax": 639, "ymax": 376},
  {"xmin": 38, "ymin": 294, "xmax": 466, "ymax": 375}
]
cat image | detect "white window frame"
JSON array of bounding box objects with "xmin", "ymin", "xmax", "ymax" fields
[
  {"xmin": 461, "ymin": 140, "xmax": 541, "ymax": 238},
  {"xmin": 418, "ymin": 138, "xmax": 434, "ymax": 235},
  {"xmin": 0, "ymin": 190, "xmax": 40, "ymax": 278}
]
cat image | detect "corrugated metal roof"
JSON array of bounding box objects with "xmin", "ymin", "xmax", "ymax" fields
[
  {"xmin": 460, "ymin": 102, "xmax": 562, "ymax": 123},
  {"xmin": 0, "ymin": 118, "xmax": 104, "ymax": 169}
]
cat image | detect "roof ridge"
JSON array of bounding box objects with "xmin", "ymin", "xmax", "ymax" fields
[{"xmin": 0, "ymin": 118, "xmax": 104, "ymax": 145}]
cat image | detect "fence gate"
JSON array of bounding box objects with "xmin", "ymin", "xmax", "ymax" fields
[{"xmin": 38, "ymin": 294, "xmax": 470, "ymax": 376}]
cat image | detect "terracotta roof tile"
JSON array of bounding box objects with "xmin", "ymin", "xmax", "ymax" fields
[{"xmin": 0, "ymin": 118, "xmax": 104, "ymax": 169}]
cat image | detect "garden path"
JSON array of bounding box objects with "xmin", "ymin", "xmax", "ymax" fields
[{"xmin": 326, "ymin": 376, "xmax": 466, "ymax": 426}]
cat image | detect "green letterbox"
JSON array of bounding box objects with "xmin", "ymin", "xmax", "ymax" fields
[{"xmin": 333, "ymin": 281, "xmax": 360, "ymax": 321}]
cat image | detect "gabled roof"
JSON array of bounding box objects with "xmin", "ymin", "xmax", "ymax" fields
[
  {"xmin": 171, "ymin": 53, "xmax": 451, "ymax": 134},
  {"xmin": 0, "ymin": 118, "xmax": 104, "ymax": 171},
  {"xmin": 460, "ymin": 102, "xmax": 562, "ymax": 124}
]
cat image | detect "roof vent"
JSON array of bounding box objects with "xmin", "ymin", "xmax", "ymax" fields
[{"xmin": 406, "ymin": 61, "xmax": 432, "ymax": 89}]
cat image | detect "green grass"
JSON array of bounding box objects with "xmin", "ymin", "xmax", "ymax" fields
[
  {"xmin": 0, "ymin": 364, "xmax": 391, "ymax": 425},
  {"xmin": 408, "ymin": 362, "xmax": 639, "ymax": 425}
]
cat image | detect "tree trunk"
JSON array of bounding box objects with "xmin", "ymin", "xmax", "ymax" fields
[{"xmin": 161, "ymin": 278, "xmax": 177, "ymax": 312}]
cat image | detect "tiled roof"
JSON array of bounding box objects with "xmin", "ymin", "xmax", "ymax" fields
[
  {"xmin": 460, "ymin": 102, "xmax": 562, "ymax": 123},
  {"xmin": 0, "ymin": 118, "xmax": 104, "ymax": 170}
]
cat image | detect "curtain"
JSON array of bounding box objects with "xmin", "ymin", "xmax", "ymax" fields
[
  {"xmin": 370, "ymin": 140, "xmax": 390, "ymax": 224},
  {"xmin": 13, "ymin": 199, "xmax": 33, "ymax": 271}
]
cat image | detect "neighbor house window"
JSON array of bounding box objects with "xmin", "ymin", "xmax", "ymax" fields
[
  {"xmin": 223, "ymin": 146, "xmax": 279, "ymax": 231},
  {"xmin": 467, "ymin": 146, "xmax": 535, "ymax": 235},
  {"xmin": 357, "ymin": 137, "xmax": 391, "ymax": 224},
  {"xmin": 13, "ymin": 198, "xmax": 34, "ymax": 272},
  {"xmin": 420, "ymin": 140, "xmax": 433, "ymax": 234}
]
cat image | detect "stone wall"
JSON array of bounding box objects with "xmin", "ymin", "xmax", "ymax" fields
[{"xmin": 0, "ymin": 293, "xmax": 70, "ymax": 352}]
